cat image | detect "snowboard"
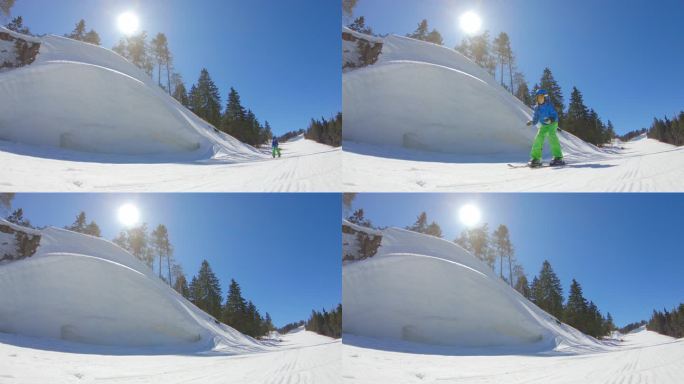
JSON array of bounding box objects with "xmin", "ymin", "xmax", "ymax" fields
[{"xmin": 507, "ymin": 163, "xmax": 566, "ymax": 169}]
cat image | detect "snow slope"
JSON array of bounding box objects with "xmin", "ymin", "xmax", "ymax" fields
[
  {"xmin": 0, "ymin": 220, "xmax": 263, "ymax": 352},
  {"xmin": 343, "ymin": 328, "xmax": 684, "ymax": 384},
  {"xmin": 0, "ymin": 27, "xmax": 260, "ymax": 161},
  {"xmin": 342, "ymin": 221, "xmax": 601, "ymax": 352},
  {"xmin": 342, "ymin": 28, "xmax": 603, "ymax": 159}
]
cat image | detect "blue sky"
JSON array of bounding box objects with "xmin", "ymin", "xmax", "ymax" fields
[
  {"xmin": 351, "ymin": 0, "xmax": 684, "ymax": 134},
  {"xmin": 348, "ymin": 193, "xmax": 684, "ymax": 327},
  {"xmin": 7, "ymin": 0, "xmax": 340, "ymax": 135},
  {"xmin": 8, "ymin": 193, "xmax": 341, "ymax": 327}
]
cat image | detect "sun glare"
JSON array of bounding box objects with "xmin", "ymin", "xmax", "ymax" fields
[
  {"xmin": 117, "ymin": 12, "xmax": 140, "ymax": 35},
  {"xmin": 459, "ymin": 204, "xmax": 481, "ymax": 227},
  {"xmin": 459, "ymin": 11, "xmax": 482, "ymax": 35},
  {"xmin": 118, "ymin": 203, "xmax": 140, "ymax": 227}
]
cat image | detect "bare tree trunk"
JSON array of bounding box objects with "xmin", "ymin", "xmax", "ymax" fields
[
  {"xmin": 166, "ymin": 61, "xmax": 171, "ymax": 95},
  {"xmin": 167, "ymin": 255, "xmax": 172, "ymax": 286},
  {"xmin": 157, "ymin": 63, "xmax": 161, "ymax": 87},
  {"xmin": 508, "ymin": 54, "xmax": 514, "ymax": 94},
  {"xmin": 508, "ymin": 254, "xmax": 513, "ymax": 287},
  {"xmin": 158, "ymin": 252, "xmax": 162, "ymax": 279}
]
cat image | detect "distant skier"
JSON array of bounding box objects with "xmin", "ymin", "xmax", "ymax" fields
[
  {"xmin": 526, "ymin": 89, "xmax": 565, "ymax": 168},
  {"xmin": 271, "ymin": 137, "xmax": 281, "ymax": 158}
]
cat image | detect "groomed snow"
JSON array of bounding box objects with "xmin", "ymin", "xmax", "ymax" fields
[
  {"xmin": 341, "ymin": 30, "xmax": 684, "ymax": 192},
  {"xmin": 0, "ymin": 327, "xmax": 340, "ymax": 384},
  {"xmin": 0, "ymin": 28, "xmax": 340, "ymax": 191},
  {"xmin": 343, "ymin": 328, "xmax": 684, "ymax": 384}
]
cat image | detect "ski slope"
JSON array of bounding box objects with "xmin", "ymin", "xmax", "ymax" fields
[
  {"xmin": 341, "ymin": 29, "xmax": 684, "ymax": 192},
  {"xmin": 342, "ymin": 223, "xmax": 684, "ymax": 383},
  {"xmin": 343, "ymin": 328, "xmax": 684, "ymax": 384},
  {"xmin": 0, "ymin": 134, "xmax": 341, "ymax": 192},
  {"xmin": 0, "ymin": 327, "xmax": 340, "ymax": 384},
  {"xmin": 0, "ymin": 28, "xmax": 339, "ymax": 191},
  {"xmin": 0, "ymin": 221, "xmax": 340, "ymax": 383}
]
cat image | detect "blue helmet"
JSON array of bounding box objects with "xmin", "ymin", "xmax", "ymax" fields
[{"xmin": 535, "ymin": 89, "xmax": 549, "ymax": 97}]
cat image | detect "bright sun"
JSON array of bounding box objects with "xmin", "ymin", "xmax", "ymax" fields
[
  {"xmin": 117, "ymin": 12, "xmax": 139, "ymax": 35},
  {"xmin": 118, "ymin": 203, "xmax": 140, "ymax": 227},
  {"xmin": 459, "ymin": 11, "xmax": 482, "ymax": 35},
  {"xmin": 459, "ymin": 204, "xmax": 481, "ymax": 227}
]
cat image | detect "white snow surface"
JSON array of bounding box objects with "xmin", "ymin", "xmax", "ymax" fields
[
  {"xmin": 341, "ymin": 31, "xmax": 684, "ymax": 192},
  {"xmin": 0, "ymin": 326, "xmax": 340, "ymax": 384},
  {"xmin": 343, "ymin": 328, "xmax": 684, "ymax": 383},
  {"xmin": 0, "ymin": 28, "xmax": 341, "ymax": 191},
  {"xmin": 0, "ymin": 133, "xmax": 341, "ymax": 192},
  {"xmin": 343, "ymin": 222, "xmax": 601, "ymax": 352}
]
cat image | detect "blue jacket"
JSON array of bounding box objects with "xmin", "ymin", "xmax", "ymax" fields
[
  {"xmin": 532, "ymin": 101, "xmax": 559, "ymax": 125},
  {"xmin": 271, "ymin": 138, "xmax": 279, "ymax": 148}
]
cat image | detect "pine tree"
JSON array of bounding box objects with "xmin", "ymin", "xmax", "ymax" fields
[
  {"xmin": 407, "ymin": 20, "xmax": 429, "ymax": 41},
  {"xmin": 113, "ymin": 223, "xmax": 152, "ymax": 268},
  {"xmin": 6, "ymin": 15, "xmax": 29, "ymax": 34},
  {"xmin": 66, "ymin": 211, "xmax": 87, "ymax": 233},
  {"xmin": 407, "ymin": 212, "xmax": 428, "ymax": 233},
  {"xmin": 425, "ymin": 222, "xmax": 443, "ymax": 238},
  {"xmin": 456, "ymin": 31, "xmax": 495, "ymax": 75},
  {"xmin": 6, "ymin": 208, "xmax": 30, "ymax": 227},
  {"xmin": 513, "ymin": 72, "xmax": 532, "ymax": 106},
  {"xmin": 190, "ymin": 260, "xmax": 223, "ymax": 319},
  {"xmin": 565, "ymin": 86, "xmax": 590, "ymax": 141},
  {"xmin": 564, "ymin": 279, "xmax": 588, "ymax": 331},
  {"xmin": 492, "ymin": 33, "xmax": 512, "ymax": 88},
  {"xmin": 67, "ymin": 19, "xmax": 87, "ymax": 41},
  {"xmin": 531, "ymin": 260, "xmax": 564, "ymax": 319},
  {"xmin": 189, "ymin": 69, "xmax": 222, "ymax": 127},
  {"xmin": 224, "ymin": 278, "xmax": 247, "ymax": 331},
  {"xmin": 348, "ymin": 16, "xmax": 372, "ymax": 35}
]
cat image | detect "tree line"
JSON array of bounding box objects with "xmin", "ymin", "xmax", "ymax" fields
[
  {"xmin": 621, "ymin": 112, "xmax": 684, "ymax": 147},
  {"xmin": 647, "ymin": 303, "xmax": 684, "ymax": 338},
  {"xmin": 306, "ymin": 304, "xmax": 342, "ymax": 339},
  {"xmin": 305, "ymin": 113, "xmax": 342, "ymax": 147},
  {"xmin": 344, "ymin": 4, "xmax": 617, "ymax": 147}
]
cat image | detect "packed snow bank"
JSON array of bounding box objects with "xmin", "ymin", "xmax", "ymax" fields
[
  {"xmin": 342, "ymin": 221, "xmax": 602, "ymax": 351},
  {"xmin": 342, "ymin": 30, "xmax": 604, "ymax": 160},
  {"xmin": 0, "ymin": 28, "xmax": 262, "ymax": 161},
  {"xmin": 0, "ymin": 220, "xmax": 263, "ymax": 352}
]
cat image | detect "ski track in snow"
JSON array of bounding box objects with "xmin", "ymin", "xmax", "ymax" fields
[
  {"xmin": 0, "ymin": 138, "xmax": 341, "ymax": 192},
  {"xmin": 342, "ymin": 330, "xmax": 684, "ymax": 384},
  {"xmin": 343, "ymin": 137, "xmax": 684, "ymax": 192},
  {"xmin": 0, "ymin": 329, "xmax": 340, "ymax": 384}
]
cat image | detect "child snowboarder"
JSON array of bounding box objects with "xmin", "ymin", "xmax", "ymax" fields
[
  {"xmin": 526, "ymin": 89, "xmax": 565, "ymax": 168},
  {"xmin": 271, "ymin": 137, "xmax": 281, "ymax": 158}
]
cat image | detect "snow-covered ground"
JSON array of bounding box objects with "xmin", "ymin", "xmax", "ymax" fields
[
  {"xmin": 0, "ymin": 327, "xmax": 340, "ymax": 384},
  {"xmin": 0, "ymin": 28, "xmax": 339, "ymax": 191},
  {"xmin": 0, "ymin": 221, "xmax": 340, "ymax": 383},
  {"xmin": 342, "ymin": 28, "xmax": 684, "ymax": 192},
  {"xmin": 343, "ymin": 135, "xmax": 684, "ymax": 192},
  {"xmin": 343, "ymin": 328, "xmax": 684, "ymax": 384},
  {"xmin": 342, "ymin": 223, "xmax": 684, "ymax": 383},
  {"xmin": 0, "ymin": 136, "xmax": 340, "ymax": 192}
]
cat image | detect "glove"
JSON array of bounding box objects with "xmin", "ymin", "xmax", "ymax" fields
[{"xmin": 526, "ymin": 121, "xmax": 533, "ymax": 126}]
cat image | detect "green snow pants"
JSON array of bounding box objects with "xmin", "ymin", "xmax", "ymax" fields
[
  {"xmin": 530, "ymin": 121, "xmax": 563, "ymax": 161},
  {"xmin": 272, "ymin": 147, "xmax": 281, "ymax": 158}
]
